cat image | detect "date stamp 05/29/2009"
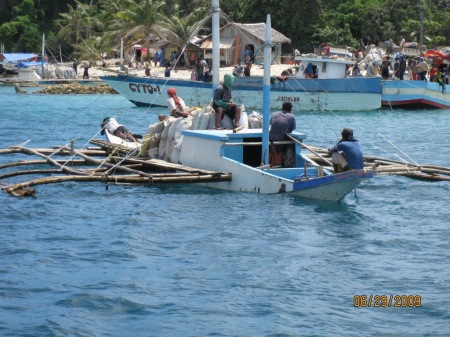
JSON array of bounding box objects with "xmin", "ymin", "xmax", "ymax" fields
[{"xmin": 353, "ymin": 295, "xmax": 422, "ymax": 307}]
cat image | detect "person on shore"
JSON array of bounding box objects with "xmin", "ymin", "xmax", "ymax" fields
[
  {"xmin": 82, "ymin": 61, "xmax": 90, "ymax": 79},
  {"xmin": 234, "ymin": 62, "xmax": 244, "ymax": 77},
  {"xmin": 143, "ymin": 59, "xmax": 151, "ymax": 76},
  {"xmin": 269, "ymin": 101, "xmax": 296, "ymax": 166},
  {"xmin": 213, "ymin": 74, "xmax": 241, "ymax": 129},
  {"xmin": 166, "ymin": 88, "xmax": 194, "ymax": 118},
  {"xmin": 101, "ymin": 117, "xmax": 142, "ymax": 141},
  {"xmin": 164, "ymin": 66, "xmax": 171, "ymax": 77},
  {"xmin": 72, "ymin": 59, "xmax": 78, "ymax": 75},
  {"xmin": 154, "ymin": 50, "xmax": 160, "ymax": 67},
  {"xmin": 328, "ymin": 128, "xmax": 364, "ymax": 173},
  {"xmin": 244, "ymin": 62, "xmax": 252, "ymax": 76}
]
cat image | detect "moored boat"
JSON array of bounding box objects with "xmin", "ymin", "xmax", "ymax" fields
[{"xmin": 382, "ymin": 78, "xmax": 450, "ymax": 109}]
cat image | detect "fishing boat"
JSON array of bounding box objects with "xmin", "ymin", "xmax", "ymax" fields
[
  {"xmin": 382, "ymin": 79, "xmax": 450, "ymax": 108},
  {"xmin": 381, "ymin": 49, "xmax": 450, "ymax": 109},
  {"xmin": 103, "ymin": 1, "xmax": 373, "ymax": 201},
  {"xmin": 104, "ymin": 129, "xmax": 142, "ymax": 149},
  {"xmin": 99, "ymin": 11, "xmax": 382, "ymax": 112},
  {"xmin": 0, "ymin": 53, "xmax": 43, "ymax": 82}
]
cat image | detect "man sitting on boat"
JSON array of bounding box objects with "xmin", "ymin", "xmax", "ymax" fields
[
  {"xmin": 101, "ymin": 117, "xmax": 142, "ymax": 142},
  {"xmin": 213, "ymin": 74, "xmax": 242, "ymax": 129},
  {"xmin": 328, "ymin": 128, "xmax": 364, "ymax": 173},
  {"xmin": 166, "ymin": 87, "xmax": 195, "ymax": 118}
]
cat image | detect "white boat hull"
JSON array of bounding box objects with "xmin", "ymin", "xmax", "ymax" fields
[
  {"xmin": 104, "ymin": 129, "xmax": 141, "ymax": 149},
  {"xmin": 100, "ymin": 75, "xmax": 381, "ymax": 111},
  {"xmin": 179, "ymin": 129, "xmax": 372, "ymax": 201},
  {"xmin": 382, "ymin": 80, "xmax": 450, "ymax": 109}
]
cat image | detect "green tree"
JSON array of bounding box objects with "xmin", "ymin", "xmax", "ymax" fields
[
  {"xmin": 0, "ymin": 0, "xmax": 42, "ymax": 52},
  {"xmin": 155, "ymin": 8, "xmax": 208, "ymax": 67},
  {"xmin": 103, "ymin": 0, "xmax": 164, "ymax": 58}
]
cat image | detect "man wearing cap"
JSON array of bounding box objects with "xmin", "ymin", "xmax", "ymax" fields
[
  {"xmin": 328, "ymin": 128, "xmax": 364, "ymax": 173},
  {"xmin": 213, "ymin": 74, "xmax": 242, "ymax": 128}
]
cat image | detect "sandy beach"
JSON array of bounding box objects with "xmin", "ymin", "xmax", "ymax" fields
[{"xmin": 80, "ymin": 59, "xmax": 294, "ymax": 81}]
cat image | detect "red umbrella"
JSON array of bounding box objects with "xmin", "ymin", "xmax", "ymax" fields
[{"xmin": 423, "ymin": 50, "xmax": 446, "ymax": 58}]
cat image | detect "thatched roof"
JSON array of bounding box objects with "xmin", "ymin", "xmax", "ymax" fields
[{"xmin": 227, "ymin": 22, "xmax": 291, "ymax": 44}]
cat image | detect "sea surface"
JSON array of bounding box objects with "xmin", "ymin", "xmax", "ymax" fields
[{"xmin": 1, "ymin": 85, "xmax": 449, "ymax": 337}]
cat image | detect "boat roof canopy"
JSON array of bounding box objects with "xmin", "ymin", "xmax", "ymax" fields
[
  {"xmin": 200, "ymin": 37, "xmax": 235, "ymax": 49},
  {"xmin": 0, "ymin": 53, "xmax": 38, "ymax": 62}
]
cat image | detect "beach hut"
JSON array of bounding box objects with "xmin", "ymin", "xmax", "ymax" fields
[{"xmin": 199, "ymin": 22, "xmax": 291, "ymax": 66}]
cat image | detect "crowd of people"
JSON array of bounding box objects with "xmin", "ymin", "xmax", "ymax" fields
[{"xmin": 349, "ymin": 36, "xmax": 450, "ymax": 83}]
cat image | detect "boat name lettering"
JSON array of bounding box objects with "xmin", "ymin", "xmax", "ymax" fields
[
  {"xmin": 129, "ymin": 83, "xmax": 161, "ymax": 94},
  {"xmin": 277, "ymin": 96, "xmax": 300, "ymax": 102}
]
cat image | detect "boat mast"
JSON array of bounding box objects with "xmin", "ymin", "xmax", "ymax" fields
[
  {"xmin": 419, "ymin": 0, "xmax": 424, "ymax": 56},
  {"xmin": 212, "ymin": 0, "xmax": 220, "ymax": 90},
  {"xmin": 120, "ymin": 38, "xmax": 124, "ymax": 71},
  {"xmin": 261, "ymin": 14, "xmax": 271, "ymax": 165},
  {"xmin": 41, "ymin": 34, "xmax": 45, "ymax": 79}
]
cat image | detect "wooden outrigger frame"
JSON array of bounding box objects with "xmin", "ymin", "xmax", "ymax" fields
[{"xmin": 0, "ymin": 138, "xmax": 449, "ymax": 198}]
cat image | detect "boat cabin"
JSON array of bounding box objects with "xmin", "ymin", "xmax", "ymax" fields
[{"xmin": 294, "ymin": 56, "xmax": 355, "ymax": 79}]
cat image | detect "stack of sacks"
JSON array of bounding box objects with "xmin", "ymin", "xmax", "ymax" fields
[
  {"xmin": 158, "ymin": 117, "xmax": 176, "ymax": 160},
  {"xmin": 139, "ymin": 119, "xmax": 166, "ymax": 158},
  {"xmin": 170, "ymin": 117, "xmax": 193, "ymax": 163},
  {"xmin": 191, "ymin": 105, "xmax": 212, "ymax": 130},
  {"xmin": 248, "ymin": 111, "xmax": 263, "ymax": 129}
]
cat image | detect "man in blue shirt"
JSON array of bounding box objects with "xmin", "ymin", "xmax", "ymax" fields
[{"xmin": 328, "ymin": 128, "xmax": 364, "ymax": 172}]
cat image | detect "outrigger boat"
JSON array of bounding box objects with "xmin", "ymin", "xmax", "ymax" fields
[
  {"xmin": 104, "ymin": 129, "xmax": 142, "ymax": 149},
  {"xmin": 103, "ymin": 1, "xmax": 373, "ymax": 201}
]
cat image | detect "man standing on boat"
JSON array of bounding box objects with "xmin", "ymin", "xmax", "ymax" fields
[
  {"xmin": 213, "ymin": 74, "xmax": 242, "ymax": 129},
  {"xmin": 269, "ymin": 102, "xmax": 296, "ymax": 166},
  {"xmin": 417, "ymin": 57, "xmax": 429, "ymax": 81},
  {"xmin": 328, "ymin": 128, "xmax": 364, "ymax": 173}
]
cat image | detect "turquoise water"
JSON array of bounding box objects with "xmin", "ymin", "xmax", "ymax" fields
[{"xmin": 1, "ymin": 86, "xmax": 450, "ymax": 336}]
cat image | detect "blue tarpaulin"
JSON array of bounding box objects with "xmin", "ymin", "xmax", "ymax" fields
[{"xmin": 0, "ymin": 53, "xmax": 38, "ymax": 62}]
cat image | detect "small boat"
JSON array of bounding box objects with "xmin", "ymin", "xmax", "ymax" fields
[
  {"xmin": 0, "ymin": 53, "xmax": 43, "ymax": 82},
  {"xmin": 103, "ymin": 1, "xmax": 373, "ymax": 201},
  {"xmin": 104, "ymin": 129, "xmax": 142, "ymax": 149}
]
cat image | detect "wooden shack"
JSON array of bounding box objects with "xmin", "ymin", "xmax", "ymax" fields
[{"xmin": 199, "ymin": 22, "xmax": 291, "ymax": 66}]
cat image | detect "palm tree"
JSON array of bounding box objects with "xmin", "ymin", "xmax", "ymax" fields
[
  {"xmin": 103, "ymin": 0, "xmax": 165, "ymax": 61},
  {"xmin": 155, "ymin": 8, "xmax": 209, "ymax": 67},
  {"xmin": 57, "ymin": 0, "xmax": 102, "ymax": 50}
]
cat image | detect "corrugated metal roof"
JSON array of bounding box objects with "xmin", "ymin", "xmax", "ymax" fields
[{"xmin": 231, "ymin": 23, "xmax": 291, "ymax": 44}]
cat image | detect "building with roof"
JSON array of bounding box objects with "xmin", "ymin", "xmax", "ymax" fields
[{"xmin": 199, "ymin": 22, "xmax": 291, "ymax": 66}]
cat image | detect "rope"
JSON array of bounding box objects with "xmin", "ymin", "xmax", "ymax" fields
[{"xmin": 253, "ymin": 42, "xmax": 279, "ymax": 65}]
